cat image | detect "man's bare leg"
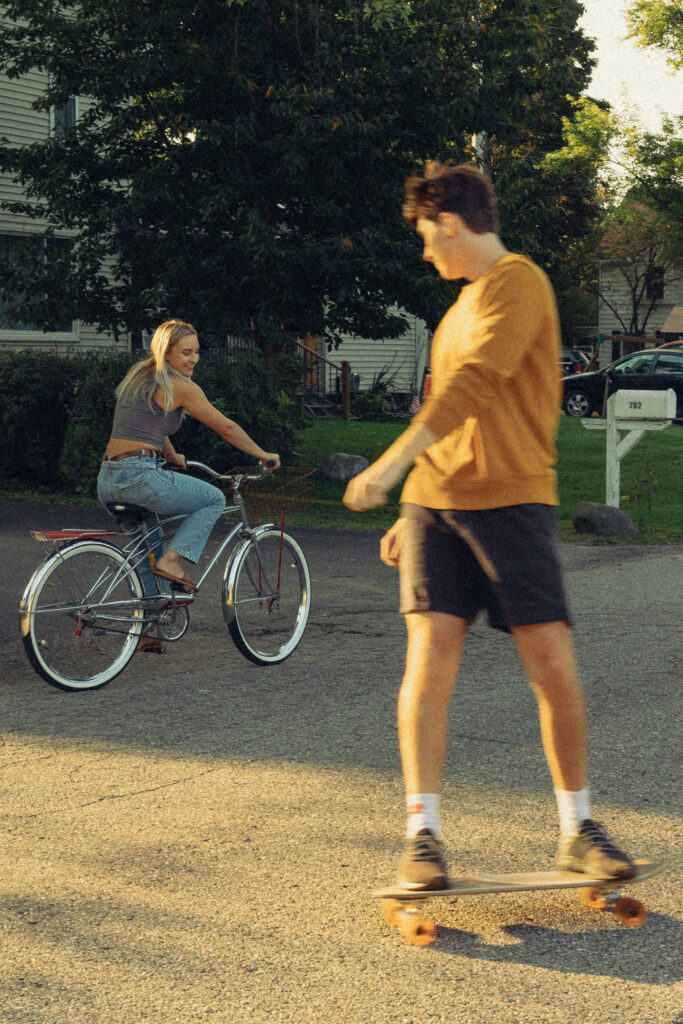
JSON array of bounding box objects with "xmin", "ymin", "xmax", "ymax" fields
[
  {"xmin": 512, "ymin": 621, "xmax": 588, "ymax": 792},
  {"xmin": 399, "ymin": 611, "xmax": 469, "ymax": 794},
  {"xmin": 395, "ymin": 612, "xmax": 467, "ymax": 889},
  {"xmin": 513, "ymin": 620, "xmax": 634, "ymax": 879}
]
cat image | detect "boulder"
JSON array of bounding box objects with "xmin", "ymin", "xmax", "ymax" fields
[
  {"xmin": 573, "ymin": 501, "xmax": 637, "ymax": 536},
  {"xmin": 318, "ymin": 452, "xmax": 370, "ymax": 482}
]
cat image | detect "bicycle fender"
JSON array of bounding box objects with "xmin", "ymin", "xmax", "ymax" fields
[{"xmin": 221, "ymin": 525, "xmax": 274, "ymax": 626}]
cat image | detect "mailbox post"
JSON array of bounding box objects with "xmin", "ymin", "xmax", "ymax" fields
[{"xmin": 581, "ymin": 389, "xmax": 676, "ymax": 508}]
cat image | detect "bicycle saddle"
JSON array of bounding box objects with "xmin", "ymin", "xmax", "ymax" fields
[{"xmin": 104, "ymin": 502, "xmax": 149, "ymax": 524}]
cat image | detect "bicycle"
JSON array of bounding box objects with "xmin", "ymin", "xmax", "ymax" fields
[{"xmin": 19, "ymin": 462, "xmax": 312, "ymax": 692}]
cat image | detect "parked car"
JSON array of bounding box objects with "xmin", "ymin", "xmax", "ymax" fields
[
  {"xmin": 560, "ymin": 347, "xmax": 590, "ymax": 376},
  {"xmin": 562, "ymin": 348, "xmax": 683, "ymax": 418},
  {"xmin": 656, "ymin": 340, "xmax": 683, "ymax": 349}
]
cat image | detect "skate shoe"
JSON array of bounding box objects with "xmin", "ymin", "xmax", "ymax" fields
[
  {"xmin": 557, "ymin": 819, "xmax": 636, "ymax": 880},
  {"xmin": 397, "ymin": 829, "xmax": 449, "ymax": 891}
]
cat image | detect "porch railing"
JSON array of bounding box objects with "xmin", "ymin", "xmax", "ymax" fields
[{"xmin": 207, "ymin": 333, "xmax": 356, "ymax": 420}]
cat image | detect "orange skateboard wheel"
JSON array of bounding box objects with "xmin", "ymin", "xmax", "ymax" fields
[
  {"xmin": 381, "ymin": 899, "xmax": 437, "ymax": 946},
  {"xmin": 614, "ymin": 897, "xmax": 647, "ymax": 927}
]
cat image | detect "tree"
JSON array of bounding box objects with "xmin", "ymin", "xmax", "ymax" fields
[
  {"xmin": 538, "ymin": 98, "xmax": 619, "ymax": 341},
  {"xmin": 622, "ymin": 117, "xmax": 683, "ymax": 249},
  {"xmin": 627, "ymin": 0, "xmax": 683, "ymax": 70},
  {"xmin": 598, "ymin": 200, "xmax": 681, "ymax": 336},
  {"xmin": 0, "ymin": 0, "xmax": 596, "ymax": 347}
]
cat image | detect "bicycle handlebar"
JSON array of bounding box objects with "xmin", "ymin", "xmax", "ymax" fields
[{"xmin": 185, "ymin": 460, "xmax": 273, "ymax": 484}]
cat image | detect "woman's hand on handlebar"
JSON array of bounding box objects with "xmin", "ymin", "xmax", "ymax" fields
[{"xmin": 261, "ymin": 453, "xmax": 281, "ymax": 471}]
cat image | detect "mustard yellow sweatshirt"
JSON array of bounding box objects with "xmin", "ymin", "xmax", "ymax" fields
[{"xmin": 402, "ymin": 254, "xmax": 562, "ymax": 510}]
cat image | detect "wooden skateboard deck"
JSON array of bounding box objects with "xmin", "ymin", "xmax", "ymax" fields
[{"xmin": 374, "ymin": 860, "xmax": 661, "ymax": 945}]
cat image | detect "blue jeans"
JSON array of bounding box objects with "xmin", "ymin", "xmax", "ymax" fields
[{"xmin": 97, "ymin": 456, "xmax": 226, "ymax": 596}]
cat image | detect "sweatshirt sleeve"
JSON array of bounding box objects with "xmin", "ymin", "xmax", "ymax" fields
[{"xmin": 413, "ymin": 260, "xmax": 548, "ymax": 440}]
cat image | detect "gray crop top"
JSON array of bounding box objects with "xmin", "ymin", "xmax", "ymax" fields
[{"xmin": 110, "ymin": 393, "xmax": 183, "ymax": 451}]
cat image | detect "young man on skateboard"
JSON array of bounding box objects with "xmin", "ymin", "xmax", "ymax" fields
[{"xmin": 343, "ymin": 162, "xmax": 635, "ymax": 891}]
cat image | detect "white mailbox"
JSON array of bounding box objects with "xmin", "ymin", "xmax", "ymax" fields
[
  {"xmin": 612, "ymin": 389, "xmax": 677, "ymax": 422},
  {"xmin": 581, "ymin": 389, "xmax": 676, "ymax": 508}
]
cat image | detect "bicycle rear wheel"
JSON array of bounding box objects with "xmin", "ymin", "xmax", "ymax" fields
[
  {"xmin": 20, "ymin": 540, "xmax": 145, "ymax": 691},
  {"xmin": 223, "ymin": 528, "xmax": 310, "ymax": 665}
]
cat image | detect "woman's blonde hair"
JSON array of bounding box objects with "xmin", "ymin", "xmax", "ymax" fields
[{"xmin": 116, "ymin": 319, "xmax": 197, "ymax": 411}]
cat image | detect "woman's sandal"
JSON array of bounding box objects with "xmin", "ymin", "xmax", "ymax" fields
[
  {"xmin": 152, "ymin": 567, "xmax": 199, "ymax": 591},
  {"xmin": 136, "ymin": 633, "xmax": 165, "ymax": 654}
]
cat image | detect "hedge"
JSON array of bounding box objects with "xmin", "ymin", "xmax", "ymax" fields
[{"xmin": 0, "ymin": 347, "xmax": 311, "ymax": 496}]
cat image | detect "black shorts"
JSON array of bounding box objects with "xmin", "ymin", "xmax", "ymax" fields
[{"xmin": 399, "ymin": 503, "xmax": 571, "ymax": 632}]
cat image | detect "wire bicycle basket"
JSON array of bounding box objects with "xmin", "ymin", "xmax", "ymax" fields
[{"xmin": 231, "ymin": 467, "xmax": 315, "ymax": 527}]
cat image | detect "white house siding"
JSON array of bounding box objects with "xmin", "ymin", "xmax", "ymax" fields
[
  {"xmin": 325, "ymin": 312, "xmax": 429, "ymax": 394},
  {"xmin": 0, "ymin": 59, "xmax": 122, "ymax": 351},
  {"xmin": 598, "ymin": 265, "xmax": 683, "ymax": 338}
]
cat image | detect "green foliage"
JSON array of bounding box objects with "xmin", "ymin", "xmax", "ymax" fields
[
  {"xmin": 623, "ymin": 116, "xmax": 683, "ymax": 246},
  {"xmin": 627, "ymin": 0, "xmax": 683, "ymax": 70},
  {"xmin": 0, "ymin": 0, "xmax": 595, "ymax": 344},
  {"xmin": 0, "ymin": 349, "xmax": 76, "ymax": 485},
  {"xmin": 179, "ymin": 350, "xmax": 312, "ymax": 470},
  {"xmin": 58, "ymin": 350, "xmax": 136, "ymax": 494},
  {"xmin": 350, "ymin": 391, "xmax": 396, "ymax": 420},
  {"xmin": 349, "ymin": 362, "xmax": 404, "ymax": 419}
]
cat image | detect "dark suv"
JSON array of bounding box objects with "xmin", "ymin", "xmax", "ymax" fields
[{"xmin": 562, "ymin": 348, "xmax": 683, "ymax": 418}]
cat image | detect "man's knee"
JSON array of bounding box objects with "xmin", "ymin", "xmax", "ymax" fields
[
  {"xmin": 513, "ymin": 621, "xmax": 584, "ymax": 698},
  {"xmin": 403, "ymin": 613, "xmax": 467, "ymax": 694},
  {"xmin": 406, "ymin": 611, "xmax": 467, "ymax": 650}
]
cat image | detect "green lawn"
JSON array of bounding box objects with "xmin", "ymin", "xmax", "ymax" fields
[
  {"xmin": 287, "ymin": 416, "xmax": 683, "ymax": 542},
  {"xmin": 3, "ymin": 417, "xmax": 681, "ymax": 542}
]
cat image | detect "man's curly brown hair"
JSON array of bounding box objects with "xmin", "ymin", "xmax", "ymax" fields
[{"xmin": 403, "ymin": 161, "xmax": 499, "ymax": 234}]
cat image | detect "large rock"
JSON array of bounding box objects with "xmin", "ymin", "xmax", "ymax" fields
[
  {"xmin": 318, "ymin": 452, "xmax": 370, "ymax": 482},
  {"xmin": 573, "ymin": 501, "xmax": 637, "ymax": 536}
]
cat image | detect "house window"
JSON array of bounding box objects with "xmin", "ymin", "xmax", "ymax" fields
[
  {"xmin": 50, "ymin": 96, "xmax": 77, "ymax": 136},
  {"xmin": 645, "ymin": 266, "xmax": 664, "ymax": 300},
  {"xmin": 0, "ymin": 234, "xmax": 74, "ymax": 334}
]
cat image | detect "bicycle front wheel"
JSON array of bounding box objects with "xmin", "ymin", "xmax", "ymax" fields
[
  {"xmin": 20, "ymin": 540, "xmax": 145, "ymax": 691},
  {"xmin": 223, "ymin": 528, "xmax": 311, "ymax": 665}
]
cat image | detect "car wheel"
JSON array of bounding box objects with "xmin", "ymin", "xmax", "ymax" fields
[{"xmin": 564, "ymin": 390, "xmax": 593, "ymax": 417}]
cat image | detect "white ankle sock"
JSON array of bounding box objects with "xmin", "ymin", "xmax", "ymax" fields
[
  {"xmin": 555, "ymin": 787, "xmax": 591, "ymax": 838},
  {"xmin": 406, "ymin": 794, "xmax": 441, "ymax": 839}
]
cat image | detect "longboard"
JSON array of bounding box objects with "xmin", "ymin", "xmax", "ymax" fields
[{"xmin": 374, "ymin": 860, "xmax": 661, "ymax": 945}]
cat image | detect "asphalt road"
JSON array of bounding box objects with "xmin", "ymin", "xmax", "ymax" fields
[{"xmin": 1, "ymin": 499, "xmax": 681, "ymax": 1024}]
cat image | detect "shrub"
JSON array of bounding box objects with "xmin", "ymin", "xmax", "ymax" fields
[
  {"xmin": 1, "ymin": 346, "xmax": 311, "ymax": 497},
  {"xmin": 58, "ymin": 350, "xmax": 136, "ymax": 494},
  {"xmin": 180, "ymin": 349, "xmax": 312, "ymax": 470},
  {"xmin": 0, "ymin": 349, "xmax": 79, "ymax": 486}
]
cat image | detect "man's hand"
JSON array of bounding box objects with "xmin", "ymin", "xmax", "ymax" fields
[
  {"xmin": 379, "ymin": 518, "xmax": 404, "ymax": 568},
  {"xmin": 342, "ymin": 422, "xmax": 439, "ymax": 513},
  {"xmin": 343, "ymin": 469, "xmax": 388, "ymax": 511}
]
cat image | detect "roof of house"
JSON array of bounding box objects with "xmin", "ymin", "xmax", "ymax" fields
[{"xmin": 660, "ymin": 307, "xmax": 683, "ymax": 334}]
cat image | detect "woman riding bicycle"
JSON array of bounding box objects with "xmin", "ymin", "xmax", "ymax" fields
[{"xmin": 97, "ymin": 318, "xmax": 280, "ymax": 596}]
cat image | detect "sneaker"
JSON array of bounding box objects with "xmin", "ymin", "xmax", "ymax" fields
[
  {"xmin": 397, "ymin": 829, "xmax": 449, "ymax": 891},
  {"xmin": 557, "ymin": 819, "xmax": 636, "ymax": 880}
]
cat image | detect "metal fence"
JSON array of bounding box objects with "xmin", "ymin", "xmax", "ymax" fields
[{"xmin": 201, "ymin": 333, "xmax": 355, "ymax": 417}]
